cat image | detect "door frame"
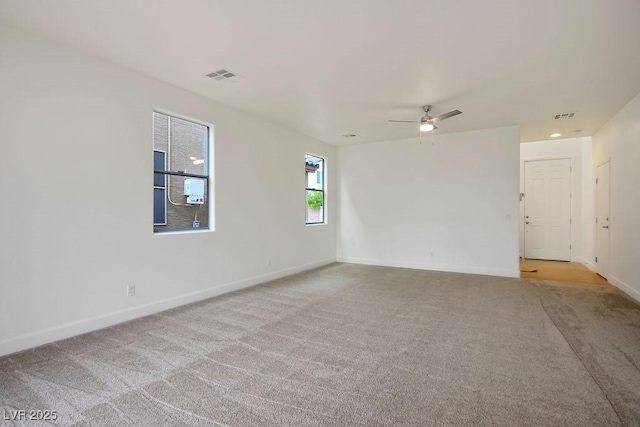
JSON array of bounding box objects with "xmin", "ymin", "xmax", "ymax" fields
[
  {"xmin": 520, "ymin": 156, "xmax": 574, "ymax": 260},
  {"xmin": 595, "ymin": 159, "xmax": 611, "ymax": 279}
]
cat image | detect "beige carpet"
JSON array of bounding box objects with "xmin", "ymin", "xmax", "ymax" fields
[{"xmin": 1, "ymin": 263, "xmax": 639, "ymax": 426}]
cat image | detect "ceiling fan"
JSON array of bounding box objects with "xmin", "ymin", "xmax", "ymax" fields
[{"xmin": 389, "ymin": 105, "xmax": 462, "ymax": 132}]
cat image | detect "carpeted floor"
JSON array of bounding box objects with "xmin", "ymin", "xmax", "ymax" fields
[{"xmin": 1, "ymin": 263, "xmax": 639, "ymax": 426}]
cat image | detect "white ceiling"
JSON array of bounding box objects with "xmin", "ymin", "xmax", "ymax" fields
[{"xmin": 2, "ymin": 0, "xmax": 640, "ymax": 146}]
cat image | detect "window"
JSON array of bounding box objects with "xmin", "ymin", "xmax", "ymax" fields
[
  {"xmin": 153, "ymin": 111, "xmax": 211, "ymax": 232},
  {"xmin": 305, "ymin": 154, "xmax": 325, "ymax": 224}
]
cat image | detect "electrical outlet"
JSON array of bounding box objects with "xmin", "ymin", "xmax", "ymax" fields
[
  {"xmin": 127, "ymin": 284, "xmax": 135, "ymax": 297},
  {"xmin": 266, "ymin": 258, "xmax": 272, "ymax": 267}
]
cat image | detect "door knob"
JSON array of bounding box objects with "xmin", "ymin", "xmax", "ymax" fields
[
  {"xmin": 602, "ymin": 225, "xmax": 609, "ymax": 229},
  {"xmin": 526, "ymin": 221, "xmax": 530, "ymax": 224}
]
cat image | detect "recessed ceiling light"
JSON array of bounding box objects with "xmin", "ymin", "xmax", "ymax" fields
[{"xmin": 550, "ymin": 133, "xmax": 562, "ymax": 138}]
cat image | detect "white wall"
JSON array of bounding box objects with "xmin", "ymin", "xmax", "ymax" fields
[
  {"xmin": 592, "ymin": 91, "xmax": 640, "ymax": 302},
  {"xmin": 337, "ymin": 126, "xmax": 520, "ymax": 278},
  {"xmin": 0, "ymin": 24, "xmax": 336, "ymax": 356},
  {"xmin": 519, "ymin": 137, "xmax": 594, "ymax": 266}
]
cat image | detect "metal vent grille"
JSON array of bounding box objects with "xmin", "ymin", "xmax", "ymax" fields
[
  {"xmin": 343, "ymin": 134, "xmax": 357, "ymax": 138},
  {"xmin": 554, "ymin": 112, "xmax": 576, "ymax": 119},
  {"xmin": 206, "ymin": 69, "xmax": 238, "ymax": 81}
]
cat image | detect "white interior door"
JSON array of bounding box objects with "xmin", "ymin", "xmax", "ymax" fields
[
  {"xmin": 524, "ymin": 159, "xmax": 571, "ymax": 260},
  {"xmin": 596, "ymin": 161, "xmax": 610, "ymax": 278}
]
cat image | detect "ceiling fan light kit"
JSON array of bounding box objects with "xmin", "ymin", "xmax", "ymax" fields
[
  {"xmin": 389, "ymin": 105, "xmax": 462, "ymax": 133},
  {"xmin": 420, "ymin": 121, "xmax": 435, "ymax": 132}
]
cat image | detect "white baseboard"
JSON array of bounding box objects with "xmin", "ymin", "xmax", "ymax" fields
[
  {"xmin": 609, "ymin": 274, "xmax": 640, "ymax": 304},
  {"xmin": 0, "ymin": 258, "xmax": 335, "ymax": 358},
  {"xmin": 575, "ymin": 257, "xmax": 597, "ymax": 272},
  {"xmin": 337, "ymin": 257, "xmax": 520, "ymax": 278}
]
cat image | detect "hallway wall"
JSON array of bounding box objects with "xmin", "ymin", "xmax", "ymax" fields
[{"xmin": 592, "ymin": 91, "xmax": 640, "ymax": 302}]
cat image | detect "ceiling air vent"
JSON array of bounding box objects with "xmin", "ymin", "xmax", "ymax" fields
[
  {"xmin": 206, "ymin": 69, "xmax": 238, "ymax": 81},
  {"xmin": 554, "ymin": 112, "xmax": 576, "ymax": 120},
  {"xmin": 343, "ymin": 134, "xmax": 357, "ymax": 138}
]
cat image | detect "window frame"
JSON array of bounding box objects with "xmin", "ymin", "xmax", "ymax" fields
[
  {"xmin": 153, "ymin": 109, "xmax": 214, "ymax": 234},
  {"xmin": 305, "ymin": 153, "xmax": 326, "ymax": 226}
]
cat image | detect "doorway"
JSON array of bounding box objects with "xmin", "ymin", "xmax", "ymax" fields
[
  {"xmin": 523, "ymin": 158, "xmax": 572, "ymax": 261},
  {"xmin": 596, "ymin": 161, "xmax": 610, "ymax": 279}
]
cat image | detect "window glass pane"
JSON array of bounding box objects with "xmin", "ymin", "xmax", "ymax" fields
[
  {"xmin": 153, "ymin": 112, "xmax": 210, "ymax": 232},
  {"xmin": 153, "ymin": 150, "xmax": 166, "ymax": 187},
  {"xmin": 306, "ymin": 190, "xmax": 324, "ymax": 224},
  {"xmin": 154, "ymin": 188, "xmax": 167, "ymax": 225},
  {"xmin": 161, "ymin": 178, "xmax": 209, "ymax": 231},
  {"xmin": 305, "ymin": 154, "xmax": 324, "ymax": 190},
  {"xmin": 168, "ymin": 116, "xmax": 208, "ymax": 176}
]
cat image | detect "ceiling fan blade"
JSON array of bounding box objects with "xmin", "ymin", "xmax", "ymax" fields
[
  {"xmin": 388, "ymin": 120, "xmax": 421, "ymax": 123},
  {"xmin": 430, "ymin": 110, "xmax": 462, "ymax": 123}
]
